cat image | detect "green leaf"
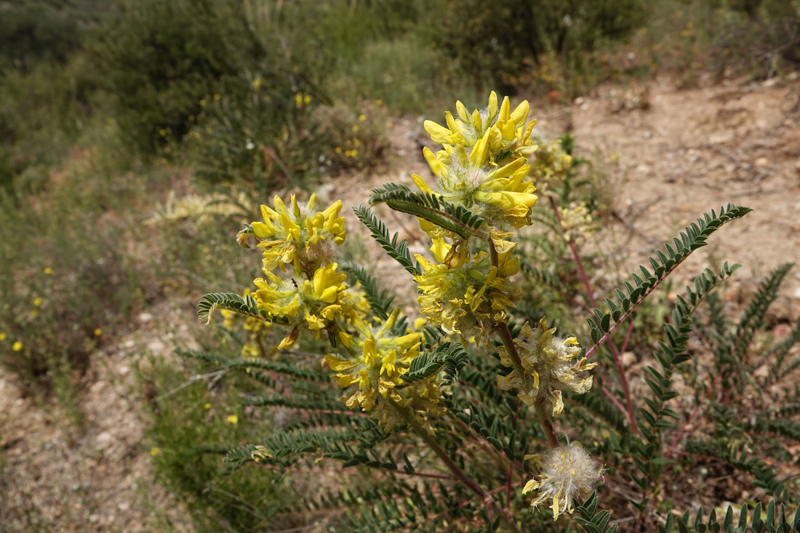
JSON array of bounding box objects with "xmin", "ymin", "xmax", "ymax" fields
[{"xmin": 370, "ymin": 183, "xmax": 486, "ymax": 240}]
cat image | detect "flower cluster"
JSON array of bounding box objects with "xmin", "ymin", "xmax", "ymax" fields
[
  {"xmin": 238, "ymin": 193, "xmax": 346, "ymax": 275},
  {"xmin": 559, "ymin": 202, "xmax": 599, "ymax": 247},
  {"xmin": 414, "ymin": 236, "xmax": 520, "ymax": 344},
  {"xmin": 414, "ymin": 92, "xmax": 540, "ymax": 229},
  {"xmin": 497, "ymin": 318, "xmax": 596, "ymax": 415},
  {"xmin": 523, "ymin": 443, "xmax": 603, "ymax": 520},
  {"xmin": 236, "ymin": 194, "xmax": 348, "ymax": 349},
  {"xmin": 528, "ymin": 136, "xmax": 573, "ymax": 194},
  {"xmin": 325, "ymin": 308, "xmax": 444, "ymax": 430}
]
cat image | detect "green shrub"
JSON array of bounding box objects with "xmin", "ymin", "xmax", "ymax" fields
[
  {"xmin": 430, "ymin": 0, "xmax": 647, "ymax": 92},
  {"xmin": 87, "ymin": 0, "xmax": 260, "ymax": 153},
  {"xmin": 139, "ymin": 336, "xmax": 294, "ymax": 531}
]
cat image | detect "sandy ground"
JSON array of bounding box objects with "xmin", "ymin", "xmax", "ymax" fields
[{"xmin": 1, "ymin": 75, "xmax": 799, "ymax": 531}]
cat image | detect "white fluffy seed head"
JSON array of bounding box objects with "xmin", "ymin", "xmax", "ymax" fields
[{"xmin": 522, "ymin": 442, "xmax": 603, "ymax": 520}]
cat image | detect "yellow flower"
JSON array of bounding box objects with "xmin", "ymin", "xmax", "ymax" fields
[
  {"xmin": 375, "ymin": 99, "xmax": 383, "ymax": 106},
  {"xmin": 200, "ymin": 99, "xmax": 207, "ymax": 107},
  {"xmin": 94, "ymin": 329, "xmax": 102, "ymax": 337},
  {"xmin": 497, "ymin": 318, "xmax": 596, "ymax": 414},
  {"xmin": 159, "ymin": 129, "xmax": 167, "ymax": 136},
  {"xmin": 238, "ymin": 193, "xmax": 347, "ymax": 274},
  {"xmin": 358, "ymin": 114, "xmax": 366, "ymax": 121},
  {"xmin": 33, "ymin": 297, "xmax": 42, "ymax": 307},
  {"xmin": 558, "ymin": 202, "xmax": 598, "ymax": 246},
  {"xmin": 529, "ymin": 137, "xmax": 573, "ymax": 194},
  {"xmin": 150, "ymin": 447, "xmax": 161, "ymax": 456},
  {"xmin": 0, "ymin": 333, "xmax": 6, "ymax": 341},
  {"xmin": 252, "ymin": 79, "xmax": 262, "ymax": 89},
  {"xmin": 324, "ymin": 308, "xmax": 433, "ymax": 425},
  {"xmin": 213, "ymin": 93, "xmax": 221, "ymax": 100},
  {"xmin": 413, "ymin": 243, "xmax": 520, "ymax": 344},
  {"xmin": 44, "ymin": 267, "xmax": 53, "ymax": 275},
  {"xmin": 304, "ymin": 95, "xmax": 312, "ymax": 105},
  {"xmin": 12, "ymin": 341, "xmax": 22, "ymax": 351},
  {"xmin": 227, "ymin": 415, "xmax": 238, "ymax": 425},
  {"xmin": 252, "ymin": 263, "xmax": 348, "ymax": 349},
  {"xmin": 352, "ymin": 124, "xmax": 360, "ymax": 133},
  {"xmin": 204, "ymin": 403, "xmax": 211, "ymax": 410}
]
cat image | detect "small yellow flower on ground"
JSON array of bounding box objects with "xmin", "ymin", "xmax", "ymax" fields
[
  {"xmin": 159, "ymin": 129, "xmax": 166, "ymax": 136},
  {"xmin": 33, "ymin": 297, "xmax": 42, "ymax": 306},
  {"xmin": 0, "ymin": 333, "xmax": 6, "ymax": 341},
  {"xmin": 94, "ymin": 329, "xmax": 102, "ymax": 337},
  {"xmin": 150, "ymin": 447, "xmax": 161, "ymax": 456},
  {"xmin": 227, "ymin": 415, "xmax": 238, "ymax": 425},
  {"xmin": 214, "ymin": 93, "xmax": 221, "ymax": 100},
  {"xmin": 358, "ymin": 114, "xmax": 366, "ymax": 121},
  {"xmin": 352, "ymin": 124, "xmax": 360, "ymax": 132},
  {"xmin": 204, "ymin": 403, "xmax": 211, "ymax": 410},
  {"xmin": 44, "ymin": 267, "xmax": 53, "ymax": 275},
  {"xmin": 200, "ymin": 99, "xmax": 207, "ymax": 107},
  {"xmin": 12, "ymin": 341, "xmax": 22, "ymax": 351}
]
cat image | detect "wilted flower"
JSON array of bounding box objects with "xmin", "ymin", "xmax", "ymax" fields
[
  {"xmin": 497, "ymin": 318, "xmax": 596, "ymax": 414},
  {"xmin": 523, "ymin": 442, "xmax": 603, "ymax": 520},
  {"xmin": 529, "ymin": 137, "xmax": 573, "ymax": 194},
  {"xmin": 559, "ymin": 202, "xmax": 599, "ymax": 246}
]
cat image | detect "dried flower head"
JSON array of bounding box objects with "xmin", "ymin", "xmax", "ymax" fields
[
  {"xmin": 523, "ymin": 442, "xmax": 603, "ymax": 520},
  {"xmin": 497, "ymin": 317, "xmax": 596, "ymax": 414}
]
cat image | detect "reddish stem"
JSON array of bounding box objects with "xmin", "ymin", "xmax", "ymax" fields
[
  {"xmin": 602, "ymin": 385, "xmax": 630, "ymax": 418},
  {"xmin": 548, "ymin": 196, "xmax": 638, "ymax": 434},
  {"xmin": 620, "ymin": 319, "xmax": 635, "ymax": 355}
]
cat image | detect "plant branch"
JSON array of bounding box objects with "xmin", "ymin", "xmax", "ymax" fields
[
  {"xmin": 548, "ymin": 196, "xmax": 638, "ymax": 433},
  {"xmin": 388, "ymin": 399, "xmax": 523, "ymax": 533}
]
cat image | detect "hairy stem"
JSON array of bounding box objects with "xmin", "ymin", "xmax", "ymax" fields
[{"xmin": 389, "ymin": 399, "xmax": 523, "ymax": 533}]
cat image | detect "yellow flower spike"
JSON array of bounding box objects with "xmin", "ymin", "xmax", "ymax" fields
[
  {"xmin": 510, "ymin": 100, "xmax": 530, "ymax": 127},
  {"xmin": 412, "ymin": 174, "xmax": 434, "ymax": 194},
  {"xmin": 423, "ymin": 120, "xmax": 453, "ymax": 144},
  {"xmin": 471, "ymin": 108, "xmax": 482, "ymax": 131},
  {"xmin": 455, "ymin": 100, "xmax": 470, "ymax": 122},
  {"xmin": 422, "ymin": 147, "xmax": 447, "ymax": 178},
  {"xmin": 487, "ymin": 91, "xmax": 498, "ymax": 121}
]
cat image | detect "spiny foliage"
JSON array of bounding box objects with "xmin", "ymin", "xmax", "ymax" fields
[
  {"xmin": 197, "ymin": 292, "xmax": 265, "ymax": 325},
  {"xmin": 369, "ymin": 183, "xmax": 487, "ymax": 240},
  {"xmin": 342, "ymin": 264, "xmax": 396, "ymax": 320},
  {"xmin": 353, "ymin": 205, "xmax": 420, "ymax": 275},
  {"xmin": 400, "ymin": 341, "xmax": 468, "ymax": 386},
  {"xmin": 585, "ymin": 204, "xmax": 751, "ymax": 346}
]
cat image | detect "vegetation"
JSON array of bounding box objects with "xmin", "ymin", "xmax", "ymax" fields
[{"xmin": 1, "ymin": 0, "xmax": 798, "ymax": 530}]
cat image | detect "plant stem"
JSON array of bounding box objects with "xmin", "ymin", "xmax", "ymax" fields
[
  {"xmin": 490, "ymin": 236, "xmax": 560, "ymax": 449},
  {"xmin": 548, "ymin": 195, "xmax": 639, "ymax": 434},
  {"xmin": 388, "ymin": 399, "xmax": 523, "ymax": 533},
  {"xmin": 534, "ymin": 401, "xmax": 559, "ymax": 448}
]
